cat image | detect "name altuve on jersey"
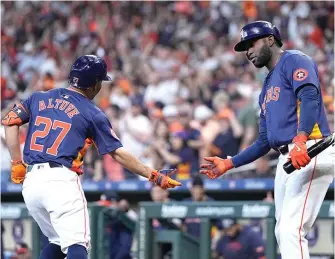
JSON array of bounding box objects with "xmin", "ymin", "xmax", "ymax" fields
[{"xmin": 39, "ymin": 98, "xmax": 80, "ymax": 118}]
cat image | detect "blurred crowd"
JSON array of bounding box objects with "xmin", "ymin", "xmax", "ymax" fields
[{"xmin": 1, "ymin": 1, "xmax": 334, "ymax": 182}]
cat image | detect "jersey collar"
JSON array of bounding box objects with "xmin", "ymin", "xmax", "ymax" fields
[
  {"xmin": 66, "ymin": 87, "xmax": 89, "ymax": 99},
  {"xmin": 267, "ymin": 50, "xmax": 287, "ymax": 77}
]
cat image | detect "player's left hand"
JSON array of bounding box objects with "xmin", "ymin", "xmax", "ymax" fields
[
  {"xmin": 288, "ymin": 135, "xmax": 311, "ymax": 170},
  {"xmin": 11, "ymin": 159, "xmax": 27, "ymax": 184},
  {"xmin": 200, "ymin": 157, "xmax": 234, "ymax": 179},
  {"xmin": 149, "ymin": 169, "xmax": 182, "ymax": 189}
]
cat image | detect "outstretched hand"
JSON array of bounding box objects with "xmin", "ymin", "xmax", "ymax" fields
[
  {"xmin": 149, "ymin": 169, "xmax": 182, "ymax": 189},
  {"xmin": 200, "ymin": 157, "xmax": 234, "ymax": 179}
]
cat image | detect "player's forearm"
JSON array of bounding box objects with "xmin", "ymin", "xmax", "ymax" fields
[
  {"xmin": 110, "ymin": 147, "xmax": 152, "ymax": 179},
  {"xmin": 232, "ymin": 138, "xmax": 271, "ymax": 168},
  {"xmin": 4, "ymin": 125, "xmax": 22, "ymax": 161},
  {"xmin": 297, "ymin": 85, "xmax": 320, "ymax": 135}
]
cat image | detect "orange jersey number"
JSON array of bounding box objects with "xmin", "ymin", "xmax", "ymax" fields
[{"xmin": 30, "ymin": 116, "xmax": 71, "ymax": 156}]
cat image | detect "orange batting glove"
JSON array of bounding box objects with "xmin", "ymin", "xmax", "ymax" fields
[
  {"xmin": 11, "ymin": 159, "xmax": 27, "ymax": 184},
  {"xmin": 71, "ymin": 138, "xmax": 93, "ymax": 174},
  {"xmin": 200, "ymin": 157, "xmax": 234, "ymax": 179},
  {"xmin": 149, "ymin": 169, "xmax": 182, "ymax": 189},
  {"xmin": 79, "ymin": 138, "xmax": 93, "ymax": 158},
  {"xmin": 288, "ymin": 135, "xmax": 311, "ymax": 170}
]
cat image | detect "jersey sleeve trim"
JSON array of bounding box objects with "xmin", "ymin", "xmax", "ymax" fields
[
  {"xmin": 1, "ymin": 103, "xmax": 30, "ymax": 126},
  {"xmin": 98, "ymin": 142, "xmax": 123, "ymax": 155}
]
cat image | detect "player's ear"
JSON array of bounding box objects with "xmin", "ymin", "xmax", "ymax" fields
[
  {"xmin": 91, "ymin": 83, "xmax": 96, "ymax": 92},
  {"xmin": 268, "ymin": 35, "xmax": 275, "ymax": 47},
  {"xmin": 92, "ymin": 82, "xmax": 99, "ymax": 92}
]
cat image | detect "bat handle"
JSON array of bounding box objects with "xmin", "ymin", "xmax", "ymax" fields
[
  {"xmin": 282, "ymin": 133, "xmax": 335, "ymax": 174},
  {"xmin": 283, "ymin": 161, "xmax": 295, "ymax": 174}
]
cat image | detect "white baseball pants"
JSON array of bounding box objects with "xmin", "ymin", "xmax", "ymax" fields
[
  {"xmin": 274, "ymin": 140, "xmax": 334, "ymax": 259},
  {"xmin": 22, "ymin": 163, "xmax": 90, "ymax": 254}
]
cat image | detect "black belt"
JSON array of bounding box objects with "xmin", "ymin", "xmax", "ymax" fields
[
  {"xmin": 277, "ymin": 145, "xmax": 289, "ymax": 155},
  {"xmin": 276, "ymin": 138, "xmax": 324, "ymax": 156},
  {"xmin": 27, "ymin": 162, "xmax": 63, "ymax": 173}
]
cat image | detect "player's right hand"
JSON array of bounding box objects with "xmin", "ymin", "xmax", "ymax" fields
[
  {"xmin": 11, "ymin": 159, "xmax": 27, "ymax": 184},
  {"xmin": 149, "ymin": 169, "xmax": 182, "ymax": 189},
  {"xmin": 200, "ymin": 157, "xmax": 234, "ymax": 179}
]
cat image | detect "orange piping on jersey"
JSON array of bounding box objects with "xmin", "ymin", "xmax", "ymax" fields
[
  {"xmin": 76, "ymin": 177, "xmax": 89, "ymax": 246},
  {"xmin": 296, "ymin": 101, "xmax": 323, "ymax": 139}
]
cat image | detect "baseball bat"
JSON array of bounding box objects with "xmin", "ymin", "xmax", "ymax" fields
[{"xmin": 283, "ymin": 133, "xmax": 335, "ymax": 174}]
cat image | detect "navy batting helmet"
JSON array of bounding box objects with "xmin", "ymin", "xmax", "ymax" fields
[
  {"xmin": 68, "ymin": 55, "xmax": 112, "ymax": 89},
  {"xmin": 234, "ymin": 21, "xmax": 283, "ymax": 52}
]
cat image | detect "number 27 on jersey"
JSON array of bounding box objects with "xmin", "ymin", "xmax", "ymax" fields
[{"xmin": 30, "ymin": 116, "xmax": 71, "ymax": 156}]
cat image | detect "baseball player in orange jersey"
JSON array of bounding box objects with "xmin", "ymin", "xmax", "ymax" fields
[
  {"xmin": 200, "ymin": 21, "xmax": 334, "ymax": 259},
  {"xmin": 2, "ymin": 55, "xmax": 181, "ymax": 259}
]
